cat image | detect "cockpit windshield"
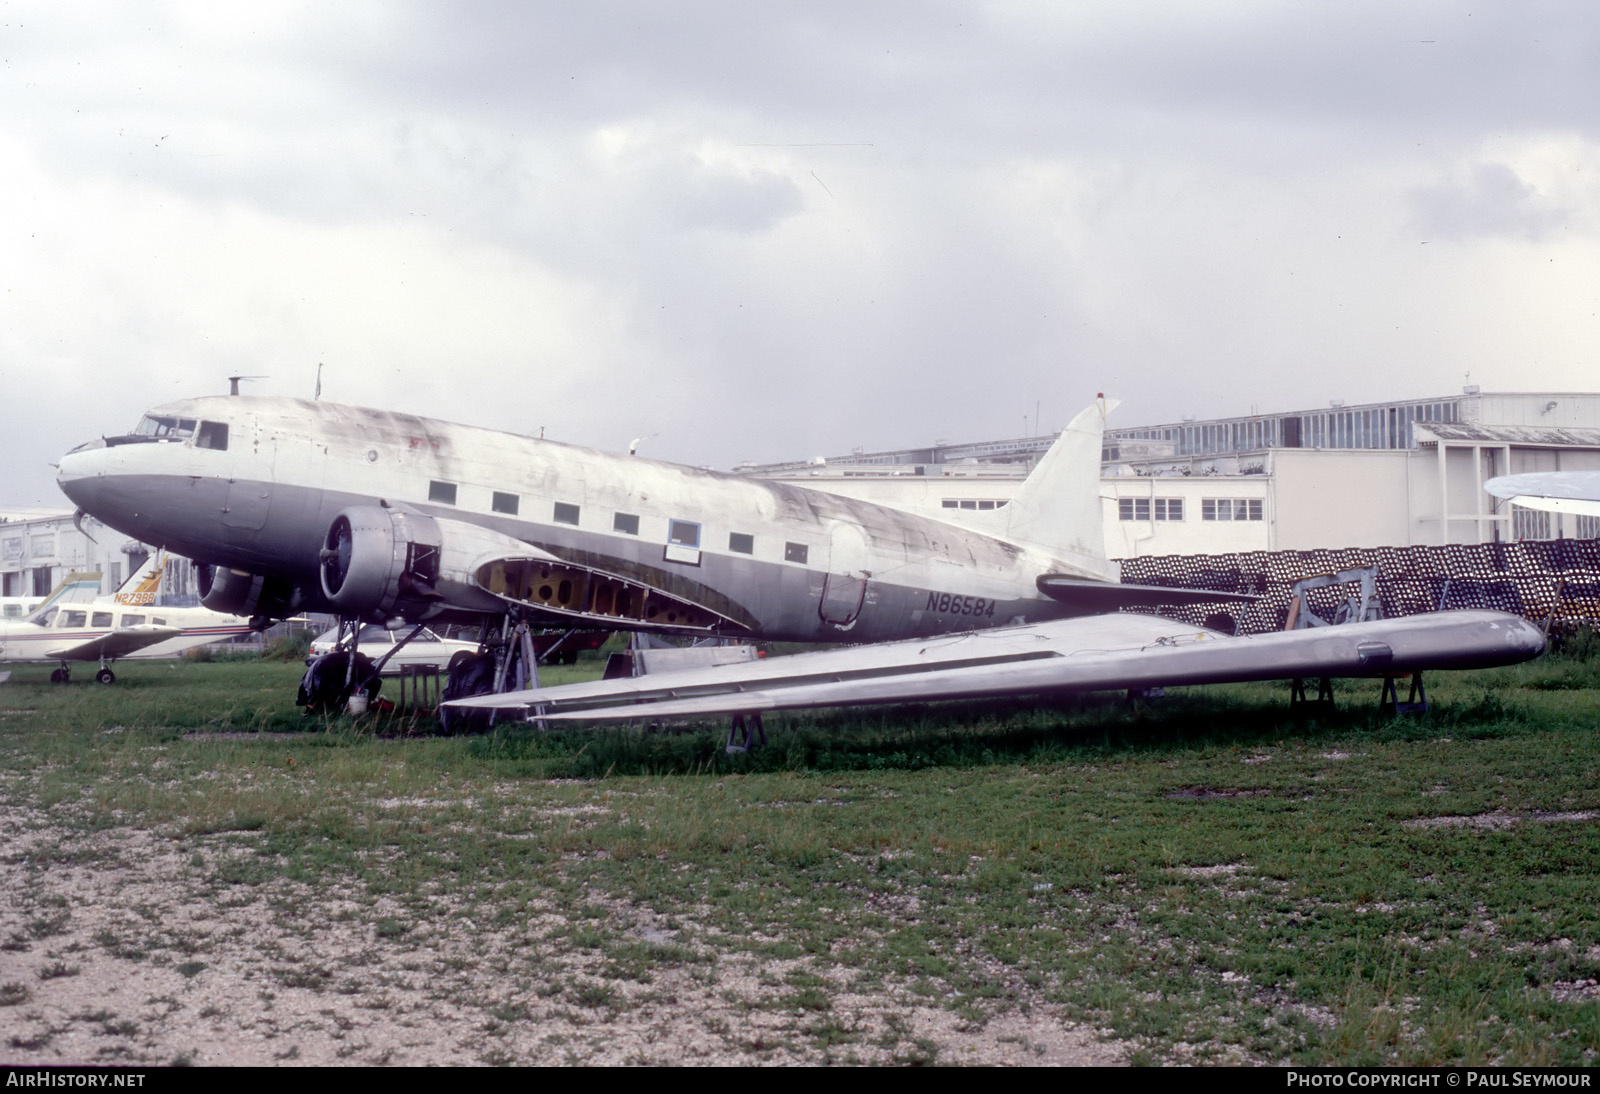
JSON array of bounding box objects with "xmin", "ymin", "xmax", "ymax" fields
[
  {"xmin": 133, "ymin": 415, "xmax": 198, "ymax": 439},
  {"xmin": 125, "ymin": 414, "xmax": 229, "ymax": 450}
]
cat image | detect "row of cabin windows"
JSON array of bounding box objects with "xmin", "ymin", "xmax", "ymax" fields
[
  {"xmin": 428, "ymin": 481, "xmax": 810, "ymax": 564},
  {"xmin": 35, "ymin": 608, "xmax": 167, "ymax": 629},
  {"xmin": 940, "ymin": 499, "xmax": 1008, "ymax": 510}
]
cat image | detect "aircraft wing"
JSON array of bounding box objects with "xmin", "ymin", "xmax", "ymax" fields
[
  {"xmin": 1484, "ymin": 471, "xmax": 1600, "ymax": 518},
  {"xmin": 44, "ymin": 626, "xmax": 183, "ymax": 662},
  {"xmin": 445, "ymin": 609, "xmax": 1545, "ymax": 721}
]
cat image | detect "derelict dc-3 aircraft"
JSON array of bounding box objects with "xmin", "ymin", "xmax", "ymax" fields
[{"xmin": 55, "ymin": 393, "xmax": 1545, "ymax": 724}]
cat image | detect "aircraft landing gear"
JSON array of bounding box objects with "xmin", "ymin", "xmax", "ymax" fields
[
  {"xmin": 50, "ymin": 664, "xmax": 70, "ymax": 684},
  {"xmin": 297, "ymin": 618, "xmax": 381, "ymax": 714},
  {"xmin": 440, "ymin": 614, "xmax": 541, "ymax": 735},
  {"xmin": 95, "ymin": 668, "xmax": 115, "ymax": 685}
]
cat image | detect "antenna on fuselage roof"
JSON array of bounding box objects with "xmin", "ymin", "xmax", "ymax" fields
[
  {"xmin": 227, "ymin": 375, "xmax": 268, "ymax": 396},
  {"xmin": 314, "ymin": 362, "xmax": 323, "ymax": 400}
]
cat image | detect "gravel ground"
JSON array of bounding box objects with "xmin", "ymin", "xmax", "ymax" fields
[{"xmin": 0, "ymin": 802, "xmax": 1126, "ymax": 1066}]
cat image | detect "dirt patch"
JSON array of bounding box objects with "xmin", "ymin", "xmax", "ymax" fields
[
  {"xmin": 1403, "ymin": 810, "xmax": 1599, "ymax": 830},
  {"xmin": 1163, "ymin": 787, "xmax": 1271, "ymax": 800},
  {"xmin": 0, "ymin": 803, "xmax": 1126, "ymax": 1066}
]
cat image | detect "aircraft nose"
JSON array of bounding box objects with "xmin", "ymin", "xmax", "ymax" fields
[{"xmin": 56, "ymin": 440, "xmax": 112, "ymax": 512}]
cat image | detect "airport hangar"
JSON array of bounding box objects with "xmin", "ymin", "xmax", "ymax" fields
[
  {"xmin": 735, "ymin": 388, "xmax": 1600, "ymax": 562},
  {"xmin": 4, "ymin": 387, "xmax": 1598, "ymax": 615}
]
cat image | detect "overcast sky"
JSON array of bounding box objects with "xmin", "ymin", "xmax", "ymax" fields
[{"xmin": 3, "ymin": 1, "xmax": 1598, "ymax": 507}]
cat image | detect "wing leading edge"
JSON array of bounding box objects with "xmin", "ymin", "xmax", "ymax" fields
[{"xmin": 445, "ymin": 610, "xmax": 1545, "ymax": 721}]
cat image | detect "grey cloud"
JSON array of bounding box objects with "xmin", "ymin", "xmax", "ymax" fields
[
  {"xmin": 668, "ymin": 167, "xmax": 805, "ymax": 234},
  {"xmin": 1409, "ymin": 163, "xmax": 1569, "ymax": 241}
]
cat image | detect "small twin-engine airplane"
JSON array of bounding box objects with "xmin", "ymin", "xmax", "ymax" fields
[{"xmin": 55, "ymin": 392, "xmax": 1545, "ymax": 714}]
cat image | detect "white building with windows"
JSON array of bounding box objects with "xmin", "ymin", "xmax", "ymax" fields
[
  {"xmin": 743, "ymin": 389, "xmax": 1600, "ymax": 560},
  {"xmin": 0, "ymin": 512, "xmax": 195, "ymax": 609}
]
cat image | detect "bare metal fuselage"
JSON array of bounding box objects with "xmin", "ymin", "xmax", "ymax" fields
[{"xmin": 57, "ymin": 397, "xmax": 1102, "ymax": 642}]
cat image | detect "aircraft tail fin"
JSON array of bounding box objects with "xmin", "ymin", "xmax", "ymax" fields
[
  {"xmin": 113, "ymin": 552, "xmax": 165, "ymax": 606},
  {"xmin": 24, "ymin": 571, "xmax": 104, "ymax": 623},
  {"xmin": 999, "ymin": 396, "xmax": 1116, "ymax": 581}
]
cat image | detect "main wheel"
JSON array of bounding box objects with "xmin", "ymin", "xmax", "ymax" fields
[
  {"xmin": 49, "ymin": 668, "xmax": 68, "ymax": 684},
  {"xmin": 95, "ymin": 669, "xmax": 115, "ymax": 685},
  {"xmin": 439, "ymin": 652, "xmax": 497, "ymax": 735},
  {"xmin": 297, "ymin": 651, "xmax": 381, "ymax": 713}
]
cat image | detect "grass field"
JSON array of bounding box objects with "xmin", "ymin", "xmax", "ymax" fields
[{"xmin": 1, "ymin": 645, "xmax": 1598, "ymax": 1065}]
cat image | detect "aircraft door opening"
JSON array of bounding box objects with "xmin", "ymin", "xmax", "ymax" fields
[{"xmin": 820, "ymin": 523, "xmax": 870, "ymax": 626}]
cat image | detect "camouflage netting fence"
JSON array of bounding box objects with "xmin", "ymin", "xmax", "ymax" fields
[{"xmin": 1118, "ymin": 539, "xmax": 1600, "ymax": 636}]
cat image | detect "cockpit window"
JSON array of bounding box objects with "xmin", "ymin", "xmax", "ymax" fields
[
  {"xmin": 196, "ymin": 421, "xmax": 229, "ymax": 450},
  {"xmin": 133, "ymin": 415, "xmax": 197, "ymax": 440}
]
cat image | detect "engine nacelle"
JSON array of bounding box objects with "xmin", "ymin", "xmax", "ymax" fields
[
  {"xmin": 318, "ymin": 505, "xmax": 520, "ymax": 622},
  {"xmin": 197, "ymin": 564, "xmax": 302, "ymax": 619}
]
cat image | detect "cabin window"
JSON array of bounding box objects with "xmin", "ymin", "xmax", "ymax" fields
[
  {"xmin": 492, "ymin": 492, "xmax": 519, "ymax": 515},
  {"xmin": 429, "ymin": 481, "xmax": 457, "ymax": 505},
  {"xmin": 196, "ymin": 421, "xmax": 229, "ymax": 450},
  {"xmin": 554, "ymin": 502, "xmax": 581, "ymax": 526},
  {"xmin": 668, "ymin": 520, "xmax": 700, "ymax": 548},
  {"xmin": 92, "ymin": 612, "xmax": 112, "ymax": 628},
  {"xmin": 613, "ymin": 513, "xmax": 640, "ymax": 535},
  {"xmin": 34, "ymin": 608, "xmax": 57, "ymax": 626},
  {"xmin": 941, "ymin": 500, "xmax": 958, "ymax": 508},
  {"xmin": 120, "ymin": 614, "xmax": 145, "ymax": 628},
  {"xmin": 785, "ymin": 542, "xmax": 809, "ymax": 564},
  {"xmin": 63, "ymin": 611, "xmax": 86, "ymax": 627},
  {"xmin": 729, "ymin": 532, "xmax": 754, "ymax": 555}
]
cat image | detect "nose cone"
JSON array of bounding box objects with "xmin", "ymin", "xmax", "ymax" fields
[{"xmin": 57, "ymin": 439, "xmax": 106, "ymax": 506}]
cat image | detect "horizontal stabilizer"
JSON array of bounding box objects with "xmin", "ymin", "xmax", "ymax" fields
[
  {"xmin": 1036, "ymin": 574, "xmax": 1258, "ymax": 612},
  {"xmin": 444, "ymin": 610, "xmax": 1545, "ymax": 720}
]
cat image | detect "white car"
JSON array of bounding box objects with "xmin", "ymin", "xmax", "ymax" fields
[{"xmin": 307, "ymin": 624, "xmax": 478, "ymax": 676}]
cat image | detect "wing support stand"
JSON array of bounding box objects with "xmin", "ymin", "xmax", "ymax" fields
[
  {"xmin": 1289, "ymin": 676, "xmax": 1335, "ymax": 713},
  {"xmin": 1378, "ymin": 673, "xmax": 1427, "ymax": 716},
  {"xmin": 725, "ymin": 712, "xmax": 766, "ymax": 754}
]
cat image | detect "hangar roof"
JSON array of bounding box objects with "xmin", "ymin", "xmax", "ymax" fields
[{"xmin": 1415, "ymin": 422, "xmax": 1600, "ymax": 447}]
